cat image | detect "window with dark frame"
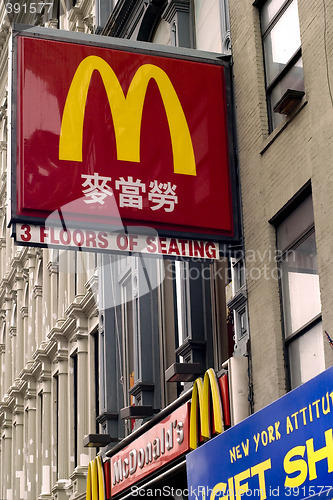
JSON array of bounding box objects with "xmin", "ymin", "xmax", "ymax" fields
[
  {"xmin": 119, "ymin": 265, "xmax": 139, "ymax": 434},
  {"xmin": 276, "ymin": 194, "xmax": 325, "ymax": 389},
  {"xmin": 258, "ymin": 0, "xmax": 304, "ymax": 131},
  {"xmin": 174, "ymin": 260, "xmax": 190, "ymax": 353},
  {"xmin": 227, "ymin": 257, "xmax": 249, "ymax": 355}
]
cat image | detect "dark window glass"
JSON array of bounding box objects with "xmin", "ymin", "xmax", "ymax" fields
[
  {"xmin": 260, "ymin": 0, "xmax": 304, "ymax": 130},
  {"xmin": 277, "ymin": 195, "xmax": 324, "ymax": 389}
]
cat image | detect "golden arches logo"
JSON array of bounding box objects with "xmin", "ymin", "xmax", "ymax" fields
[
  {"xmin": 189, "ymin": 368, "xmax": 224, "ymax": 450},
  {"xmin": 86, "ymin": 456, "xmax": 106, "ymax": 500},
  {"xmin": 59, "ymin": 55, "xmax": 196, "ymax": 176}
]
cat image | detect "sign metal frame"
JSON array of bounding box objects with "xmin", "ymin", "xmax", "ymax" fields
[{"xmin": 10, "ymin": 25, "xmax": 241, "ymax": 254}]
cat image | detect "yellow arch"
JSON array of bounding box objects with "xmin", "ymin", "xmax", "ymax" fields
[
  {"xmin": 86, "ymin": 461, "xmax": 92, "ymax": 500},
  {"xmin": 96, "ymin": 456, "xmax": 105, "ymax": 500},
  {"xmin": 189, "ymin": 376, "xmax": 204, "ymax": 450},
  {"xmin": 86, "ymin": 456, "xmax": 105, "ymax": 500},
  {"xmin": 189, "ymin": 368, "xmax": 224, "ymax": 450},
  {"xmin": 59, "ymin": 55, "xmax": 196, "ymax": 176},
  {"xmin": 202, "ymin": 368, "xmax": 224, "ymax": 438}
]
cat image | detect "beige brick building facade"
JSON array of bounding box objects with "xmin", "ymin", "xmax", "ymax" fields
[{"xmin": 229, "ymin": 0, "xmax": 333, "ymax": 409}]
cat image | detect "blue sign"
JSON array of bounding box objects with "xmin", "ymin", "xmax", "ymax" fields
[{"xmin": 186, "ymin": 367, "xmax": 333, "ymax": 500}]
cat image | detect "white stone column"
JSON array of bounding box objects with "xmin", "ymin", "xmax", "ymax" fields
[
  {"xmin": 34, "ymin": 284, "xmax": 43, "ymax": 349},
  {"xmin": 51, "ymin": 345, "xmax": 70, "ymax": 500},
  {"xmin": 67, "ymin": 251, "xmax": 76, "ymax": 305},
  {"xmin": 3, "ymin": 287, "xmax": 12, "ymax": 393},
  {"xmin": 0, "ymin": 235, "xmax": 6, "ymax": 278},
  {"xmin": 9, "ymin": 290, "xmax": 17, "ymax": 389},
  {"xmin": 25, "ymin": 379, "xmax": 37, "ymax": 500},
  {"xmin": 2, "ymin": 408, "xmax": 12, "ymax": 500},
  {"xmin": 21, "ymin": 301, "xmax": 28, "ymax": 368},
  {"xmin": 76, "ymin": 334, "xmax": 89, "ymax": 466},
  {"xmin": 76, "ymin": 251, "xmax": 91, "ymax": 297},
  {"xmin": 0, "ymin": 343, "xmax": 4, "ymax": 400},
  {"xmin": 58, "ymin": 252, "xmax": 67, "ymax": 319},
  {"xmin": 13, "ymin": 397, "xmax": 24, "ymax": 500},
  {"xmin": 47, "ymin": 261, "xmax": 58, "ymax": 328},
  {"xmin": 66, "ymin": 304, "xmax": 90, "ymax": 470},
  {"xmin": 27, "ymin": 251, "xmax": 37, "ymax": 360},
  {"xmin": 15, "ymin": 269, "xmax": 25, "ymax": 381},
  {"xmin": 42, "ymin": 250, "xmax": 51, "ymax": 337},
  {"xmin": 5, "ymin": 221, "xmax": 11, "ymax": 275},
  {"xmin": 57, "ymin": 354, "xmax": 69, "ymax": 480},
  {"xmin": 40, "ymin": 377, "xmax": 52, "ymax": 499},
  {"xmin": 66, "ymin": 304, "xmax": 91, "ymax": 496}
]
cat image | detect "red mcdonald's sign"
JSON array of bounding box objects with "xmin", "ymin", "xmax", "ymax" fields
[{"xmin": 11, "ymin": 27, "xmax": 239, "ymax": 245}]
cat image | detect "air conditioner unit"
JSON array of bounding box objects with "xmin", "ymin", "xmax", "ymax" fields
[{"xmin": 222, "ymin": 356, "xmax": 250, "ymax": 426}]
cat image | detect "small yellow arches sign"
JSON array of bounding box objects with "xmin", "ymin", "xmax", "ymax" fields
[{"xmin": 86, "ymin": 455, "xmax": 110, "ymax": 500}]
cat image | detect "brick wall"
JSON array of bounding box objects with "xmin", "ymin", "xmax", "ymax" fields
[{"xmin": 229, "ymin": 0, "xmax": 333, "ymax": 410}]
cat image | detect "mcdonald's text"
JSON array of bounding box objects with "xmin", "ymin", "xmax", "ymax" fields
[{"xmin": 110, "ymin": 403, "xmax": 190, "ymax": 495}]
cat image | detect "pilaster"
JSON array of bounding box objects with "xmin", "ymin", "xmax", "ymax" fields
[
  {"xmin": 57, "ymin": 350, "xmax": 69, "ymax": 480},
  {"xmin": 67, "ymin": 301, "xmax": 90, "ymax": 468},
  {"xmin": 12, "ymin": 392, "xmax": 24, "ymax": 500},
  {"xmin": 23, "ymin": 372, "xmax": 37, "ymax": 500},
  {"xmin": 27, "ymin": 250, "xmax": 37, "ymax": 359},
  {"xmin": 51, "ymin": 479, "xmax": 71, "ymax": 500},
  {"xmin": 1, "ymin": 405, "xmax": 12, "ymax": 500},
  {"xmin": 15, "ymin": 267, "xmax": 25, "ymax": 381},
  {"xmin": 47, "ymin": 260, "xmax": 59, "ymax": 330}
]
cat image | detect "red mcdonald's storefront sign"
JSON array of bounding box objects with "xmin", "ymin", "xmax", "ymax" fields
[
  {"xmin": 11, "ymin": 27, "xmax": 239, "ymax": 247},
  {"xmin": 86, "ymin": 368, "xmax": 231, "ymax": 498}
]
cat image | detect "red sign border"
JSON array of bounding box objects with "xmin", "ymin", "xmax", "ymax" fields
[{"xmin": 9, "ymin": 25, "xmax": 241, "ymax": 247}]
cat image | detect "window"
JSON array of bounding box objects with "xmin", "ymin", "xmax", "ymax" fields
[
  {"xmin": 227, "ymin": 257, "xmax": 249, "ymax": 355},
  {"xmin": 121, "ymin": 273, "xmax": 138, "ymax": 410},
  {"xmin": 193, "ymin": 0, "xmax": 225, "ymax": 52},
  {"xmin": 174, "ymin": 261, "xmax": 191, "ymax": 354},
  {"xmin": 277, "ymin": 194, "xmax": 325, "ymax": 389},
  {"xmin": 259, "ymin": 0, "xmax": 304, "ymax": 130}
]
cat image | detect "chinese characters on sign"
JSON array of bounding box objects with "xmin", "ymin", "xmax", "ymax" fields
[
  {"xmin": 81, "ymin": 174, "xmax": 178, "ymax": 212},
  {"xmin": 81, "ymin": 173, "xmax": 113, "ymax": 204}
]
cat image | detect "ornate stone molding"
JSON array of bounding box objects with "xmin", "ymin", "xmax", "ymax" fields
[
  {"xmin": 9, "ymin": 325, "xmax": 16, "ymax": 337},
  {"xmin": 33, "ymin": 284, "xmax": 43, "ymax": 299},
  {"xmin": 69, "ymin": 466, "xmax": 89, "ymax": 497},
  {"xmin": 46, "ymin": 19, "xmax": 58, "ymax": 29},
  {"xmin": 162, "ymin": 0, "xmax": 190, "ymax": 22},
  {"xmin": 20, "ymin": 305, "xmax": 28, "ymax": 318},
  {"xmin": 51, "ymin": 479, "xmax": 72, "ymax": 500},
  {"xmin": 68, "ymin": 4, "xmax": 85, "ymax": 32},
  {"xmin": 47, "ymin": 261, "xmax": 58, "ymax": 275},
  {"xmin": 32, "ymin": 346, "xmax": 52, "ymax": 383}
]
